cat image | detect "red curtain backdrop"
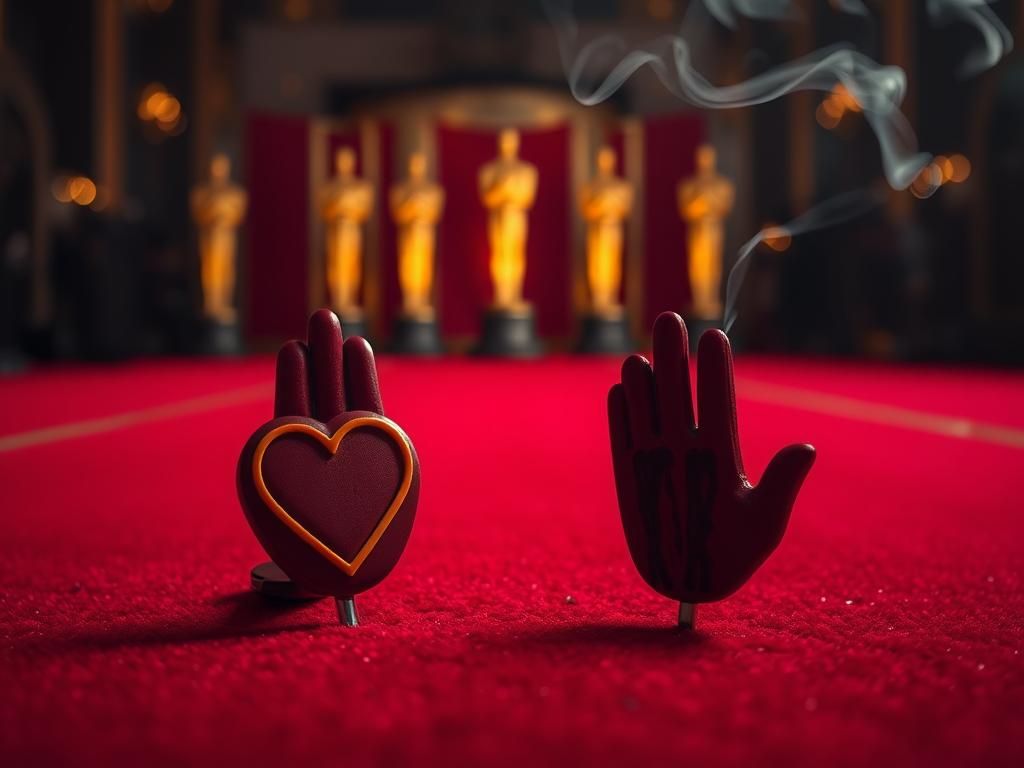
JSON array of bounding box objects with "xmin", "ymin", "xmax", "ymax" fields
[
  {"xmin": 642, "ymin": 113, "xmax": 706, "ymax": 328},
  {"xmin": 243, "ymin": 113, "xmax": 703, "ymax": 344},
  {"xmin": 244, "ymin": 112, "xmax": 310, "ymax": 341},
  {"xmin": 437, "ymin": 124, "xmax": 571, "ymax": 339}
]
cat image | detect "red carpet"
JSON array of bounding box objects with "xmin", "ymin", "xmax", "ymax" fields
[{"xmin": 1, "ymin": 355, "xmax": 1022, "ymax": 766}]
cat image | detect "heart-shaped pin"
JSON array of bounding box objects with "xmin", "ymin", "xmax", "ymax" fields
[
  {"xmin": 253, "ymin": 417, "xmax": 413, "ymax": 575},
  {"xmin": 237, "ymin": 412, "xmax": 420, "ymax": 597}
]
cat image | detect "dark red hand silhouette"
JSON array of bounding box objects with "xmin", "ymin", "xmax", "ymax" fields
[
  {"xmin": 237, "ymin": 309, "xmax": 419, "ymax": 615},
  {"xmin": 272, "ymin": 308, "xmax": 383, "ymax": 423},
  {"xmin": 608, "ymin": 312, "xmax": 815, "ymax": 611}
]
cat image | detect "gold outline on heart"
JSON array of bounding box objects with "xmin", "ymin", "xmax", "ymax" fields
[{"xmin": 252, "ymin": 416, "xmax": 414, "ymax": 576}]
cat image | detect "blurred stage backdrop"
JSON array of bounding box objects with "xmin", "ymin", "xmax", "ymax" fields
[
  {"xmin": 245, "ymin": 94, "xmax": 704, "ymax": 346},
  {"xmin": 1, "ymin": 0, "xmax": 1022, "ymax": 363}
]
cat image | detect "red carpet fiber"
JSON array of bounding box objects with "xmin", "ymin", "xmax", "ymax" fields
[{"xmin": 1, "ymin": 355, "xmax": 1022, "ymax": 766}]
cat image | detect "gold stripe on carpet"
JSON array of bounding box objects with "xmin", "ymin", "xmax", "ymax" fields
[
  {"xmin": 737, "ymin": 377, "xmax": 1024, "ymax": 450},
  {"xmin": 0, "ymin": 383, "xmax": 272, "ymax": 453}
]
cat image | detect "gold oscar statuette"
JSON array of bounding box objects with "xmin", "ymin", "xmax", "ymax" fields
[
  {"xmin": 191, "ymin": 153, "xmax": 247, "ymax": 325},
  {"xmin": 580, "ymin": 145, "xmax": 633, "ymax": 318},
  {"xmin": 678, "ymin": 144, "xmax": 735, "ymax": 320},
  {"xmin": 390, "ymin": 152, "xmax": 444, "ymax": 321},
  {"xmin": 320, "ymin": 147, "xmax": 374, "ymax": 320},
  {"xmin": 478, "ymin": 128, "xmax": 538, "ymax": 312}
]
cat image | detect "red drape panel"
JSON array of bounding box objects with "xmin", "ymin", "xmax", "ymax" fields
[
  {"xmin": 642, "ymin": 114, "xmax": 706, "ymax": 328},
  {"xmin": 437, "ymin": 124, "xmax": 571, "ymax": 339},
  {"xmin": 244, "ymin": 112, "xmax": 310, "ymax": 342}
]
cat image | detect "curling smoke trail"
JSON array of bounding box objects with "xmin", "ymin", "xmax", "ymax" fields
[
  {"xmin": 711, "ymin": 0, "xmax": 1013, "ymax": 77},
  {"xmin": 547, "ymin": 0, "xmax": 930, "ymax": 190},
  {"xmin": 545, "ymin": 0, "xmax": 1013, "ymax": 330},
  {"xmin": 928, "ymin": 0, "xmax": 1014, "ymax": 76},
  {"xmin": 544, "ymin": 0, "xmax": 935, "ymax": 329},
  {"xmin": 722, "ymin": 189, "xmax": 883, "ymax": 332},
  {"xmin": 701, "ymin": 1, "xmax": 798, "ymax": 28}
]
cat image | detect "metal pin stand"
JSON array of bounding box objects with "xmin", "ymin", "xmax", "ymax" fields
[
  {"xmin": 678, "ymin": 602, "xmax": 697, "ymax": 630},
  {"xmin": 336, "ymin": 597, "xmax": 359, "ymax": 627}
]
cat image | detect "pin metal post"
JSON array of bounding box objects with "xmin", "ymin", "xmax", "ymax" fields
[
  {"xmin": 678, "ymin": 602, "xmax": 697, "ymax": 629},
  {"xmin": 336, "ymin": 597, "xmax": 359, "ymax": 627}
]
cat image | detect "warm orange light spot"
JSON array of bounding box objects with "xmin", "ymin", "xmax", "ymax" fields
[
  {"xmin": 138, "ymin": 83, "xmax": 185, "ymax": 135},
  {"xmin": 816, "ymin": 102, "xmax": 841, "ymax": 130},
  {"xmin": 948, "ymin": 154, "xmax": 971, "ymax": 183},
  {"xmin": 68, "ymin": 176, "xmax": 98, "ymax": 206},
  {"xmin": 762, "ymin": 225, "xmax": 792, "ymax": 252},
  {"xmin": 146, "ymin": 91, "xmax": 169, "ymax": 118},
  {"xmin": 910, "ymin": 164, "xmax": 942, "ymax": 199},
  {"xmin": 155, "ymin": 96, "xmax": 181, "ymax": 124},
  {"xmin": 138, "ymin": 84, "xmax": 167, "ymax": 120},
  {"xmin": 935, "ymin": 155, "xmax": 954, "ymax": 183},
  {"xmin": 54, "ymin": 175, "xmax": 101, "ymax": 206},
  {"xmin": 822, "ymin": 96, "xmax": 844, "ymax": 119},
  {"xmin": 834, "ymin": 83, "xmax": 862, "ymax": 113}
]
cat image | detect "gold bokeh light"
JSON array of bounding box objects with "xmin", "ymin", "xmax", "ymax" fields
[
  {"xmin": 816, "ymin": 102, "xmax": 840, "ymax": 130},
  {"xmin": 948, "ymin": 154, "xmax": 971, "ymax": 183},
  {"xmin": 934, "ymin": 155, "xmax": 955, "ymax": 183},
  {"xmin": 910, "ymin": 164, "xmax": 942, "ymax": 199},
  {"xmin": 137, "ymin": 83, "xmax": 185, "ymax": 134},
  {"xmin": 762, "ymin": 225, "xmax": 792, "ymax": 252},
  {"xmin": 909, "ymin": 152, "xmax": 971, "ymax": 198},
  {"xmin": 52, "ymin": 175, "xmax": 100, "ymax": 207},
  {"xmin": 817, "ymin": 84, "xmax": 864, "ymax": 131}
]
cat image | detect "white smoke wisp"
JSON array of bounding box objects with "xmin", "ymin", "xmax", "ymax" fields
[
  {"xmin": 928, "ymin": 0, "xmax": 1014, "ymax": 76},
  {"xmin": 546, "ymin": 0, "xmax": 930, "ymax": 190},
  {"xmin": 701, "ymin": 0, "xmax": 799, "ymax": 29},
  {"xmin": 722, "ymin": 189, "xmax": 884, "ymax": 332},
  {"xmin": 710, "ymin": 0, "xmax": 1013, "ymax": 77},
  {"xmin": 544, "ymin": 0, "xmax": 1013, "ymax": 330}
]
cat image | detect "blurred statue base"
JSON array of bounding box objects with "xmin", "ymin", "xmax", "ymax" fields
[
  {"xmin": 201, "ymin": 318, "xmax": 244, "ymax": 356},
  {"xmin": 576, "ymin": 310, "xmax": 633, "ymax": 355},
  {"xmin": 475, "ymin": 306, "xmax": 542, "ymax": 358},
  {"xmin": 392, "ymin": 313, "xmax": 443, "ymax": 356},
  {"xmin": 684, "ymin": 315, "xmax": 721, "ymax": 353}
]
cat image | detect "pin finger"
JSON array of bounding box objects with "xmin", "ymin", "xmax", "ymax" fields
[
  {"xmin": 653, "ymin": 311, "xmax": 695, "ymax": 438},
  {"xmin": 343, "ymin": 336, "xmax": 384, "ymax": 415},
  {"xmin": 274, "ymin": 340, "xmax": 311, "ymax": 418},
  {"xmin": 621, "ymin": 354, "xmax": 658, "ymax": 446},
  {"xmin": 697, "ymin": 329, "xmax": 741, "ymax": 470},
  {"xmin": 608, "ymin": 383, "xmax": 631, "ymax": 455},
  {"xmin": 307, "ymin": 309, "xmax": 346, "ymax": 421}
]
